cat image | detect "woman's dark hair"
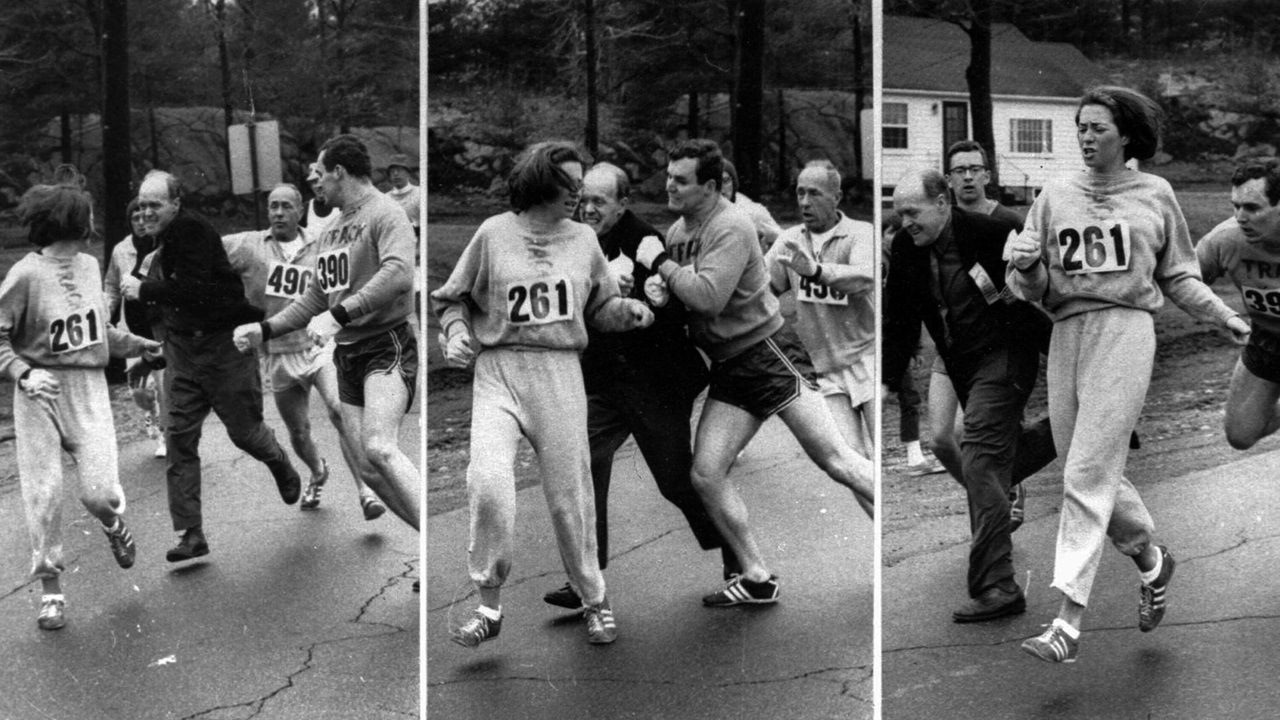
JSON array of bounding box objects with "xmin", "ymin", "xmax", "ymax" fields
[
  {"xmin": 19, "ymin": 170, "xmax": 94, "ymax": 248},
  {"xmin": 1076, "ymin": 85, "xmax": 1163, "ymax": 162},
  {"xmin": 508, "ymin": 141, "xmax": 588, "ymax": 212},
  {"xmin": 721, "ymin": 158, "xmax": 739, "ymax": 201}
]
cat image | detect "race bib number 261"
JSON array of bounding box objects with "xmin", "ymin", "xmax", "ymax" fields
[
  {"xmin": 1056, "ymin": 220, "xmax": 1132, "ymax": 275},
  {"xmin": 49, "ymin": 307, "xmax": 102, "ymax": 354},
  {"xmin": 507, "ymin": 274, "xmax": 574, "ymax": 326}
]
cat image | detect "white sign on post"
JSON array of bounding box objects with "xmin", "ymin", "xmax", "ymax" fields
[{"xmin": 228, "ymin": 120, "xmax": 282, "ymax": 195}]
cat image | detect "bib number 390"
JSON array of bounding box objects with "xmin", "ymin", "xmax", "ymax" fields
[
  {"xmin": 49, "ymin": 307, "xmax": 101, "ymax": 354},
  {"xmin": 1057, "ymin": 220, "xmax": 1131, "ymax": 275},
  {"xmin": 1242, "ymin": 285, "xmax": 1280, "ymax": 318},
  {"xmin": 507, "ymin": 275, "xmax": 574, "ymax": 326},
  {"xmin": 315, "ymin": 248, "xmax": 351, "ymax": 293}
]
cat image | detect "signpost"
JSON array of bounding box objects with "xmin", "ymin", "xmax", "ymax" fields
[{"xmin": 228, "ymin": 119, "xmax": 281, "ymax": 229}]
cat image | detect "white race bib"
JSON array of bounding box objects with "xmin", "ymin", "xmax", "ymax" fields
[
  {"xmin": 506, "ymin": 274, "xmax": 575, "ymax": 326},
  {"xmin": 265, "ymin": 261, "xmax": 313, "ymax": 299},
  {"xmin": 796, "ymin": 276, "xmax": 847, "ymax": 306},
  {"xmin": 1056, "ymin": 220, "xmax": 1132, "ymax": 275},
  {"xmin": 1242, "ymin": 285, "xmax": 1280, "ymax": 318},
  {"xmin": 48, "ymin": 306, "xmax": 103, "ymax": 354},
  {"xmin": 315, "ymin": 247, "xmax": 351, "ymax": 293}
]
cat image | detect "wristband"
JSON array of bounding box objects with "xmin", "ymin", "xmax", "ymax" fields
[
  {"xmin": 330, "ymin": 305, "xmax": 351, "ymax": 326},
  {"xmin": 259, "ymin": 321, "xmax": 274, "ymax": 341},
  {"xmin": 650, "ymin": 252, "xmax": 671, "ymax": 272},
  {"xmin": 1016, "ymin": 261, "xmax": 1039, "ymax": 274}
]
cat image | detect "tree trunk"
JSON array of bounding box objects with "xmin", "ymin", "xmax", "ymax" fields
[
  {"xmin": 583, "ymin": 0, "xmax": 598, "ymax": 155},
  {"xmin": 776, "ymin": 86, "xmax": 786, "ymax": 193},
  {"xmin": 851, "ymin": 0, "xmax": 864, "ymax": 191},
  {"xmin": 688, "ymin": 91, "xmax": 700, "ymax": 138},
  {"xmin": 964, "ymin": 0, "xmax": 997, "ymax": 188},
  {"xmin": 1121, "ymin": 0, "xmax": 1132, "ymax": 48},
  {"xmin": 60, "ymin": 110, "xmax": 72, "ymax": 163},
  {"xmin": 215, "ymin": 0, "xmax": 234, "ymax": 176},
  {"xmin": 733, "ymin": 0, "xmax": 765, "ymax": 197},
  {"xmin": 102, "ymin": 0, "xmax": 131, "ymax": 274}
]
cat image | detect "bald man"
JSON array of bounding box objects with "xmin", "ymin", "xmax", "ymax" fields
[
  {"xmin": 765, "ymin": 160, "xmax": 877, "ymax": 457},
  {"xmin": 223, "ymin": 184, "xmax": 388, "ymax": 520},
  {"xmin": 883, "ymin": 168, "xmax": 1055, "ymax": 623},
  {"xmin": 123, "ymin": 170, "xmax": 302, "ymax": 563},
  {"xmin": 541, "ymin": 162, "xmax": 733, "ymax": 610}
]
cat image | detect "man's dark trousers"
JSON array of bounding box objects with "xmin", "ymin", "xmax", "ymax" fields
[
  {"xmin": 164, "ymin": 331, "xmax": 294, "ymax": 531},
  {"xmin": 947, "ymin": 341, "xmax": 1055, "ymax": 598},
  {"xmin": 585, "ymin": 364, "xmax": 724, "ymax": 569}
]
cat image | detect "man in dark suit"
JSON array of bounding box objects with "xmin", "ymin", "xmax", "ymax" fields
[
  {"xmin": 541, "ymin": 162, "xmax": 734, "ymax": 609},
  {"xmin": 884, "ymin": 168, "xmax": 1055, "ymax": 623}
]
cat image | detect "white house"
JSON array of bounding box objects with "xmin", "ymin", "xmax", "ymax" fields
[{"xmin": 881, "ymin": 14, "xmax": 1106, "ymax": 201}]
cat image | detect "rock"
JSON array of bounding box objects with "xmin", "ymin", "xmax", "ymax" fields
[{"xmin": 1235, "ymin": 142, "xmax": 1277, "ymax": 159}]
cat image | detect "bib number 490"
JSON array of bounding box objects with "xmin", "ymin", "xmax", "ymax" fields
[
  {"xmin": 1058, "ymin": 221, "xmax": 1131, "ymax": 275},
  {"xmin": 507, "ymin": 276, "xmax": 573, "ymax": 325},
  {"xmin": 266, "ymin": 262, "xmax": 312, "ymax": 299},
  {"xmin": 49, "ymin": 307, "xmax": 101, "ymax": 354}
]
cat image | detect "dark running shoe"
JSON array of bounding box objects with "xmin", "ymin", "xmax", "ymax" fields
[
  {"xmin": 300, "ymin": 459, "xmax": 329, "ymax": 509},
  {"xmin": 103, "ymin": 518, "xmax": 136, "ymax": 569},
  {"xmin": 543, "ymin": 582, "xmax": 584, "ymax": 610},
  {"xmin": 702, "ymin": 575, "xmax": 780, "ymax": 607},
  {"xmin": 1139, "ymin": 545, "xmax": 1176, "ymax": 632}
]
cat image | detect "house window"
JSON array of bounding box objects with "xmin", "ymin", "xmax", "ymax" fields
[
  {"xmin": 1011, "ymin": 118, "xmax": 1052, "ymax": 153},
  {"xmin": 884, "ymin": 102, "xmax": 908, "ymax": 149}
]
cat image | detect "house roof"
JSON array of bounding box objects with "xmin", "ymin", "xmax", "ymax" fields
[{"xmin": 883, "ymin": 14, "xmax": 1105, "ymax": 99}]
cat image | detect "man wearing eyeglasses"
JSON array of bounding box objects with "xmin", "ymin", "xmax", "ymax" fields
[
  {"xmin": 931, "ymin": 141, "xmax": 1031, "ymax": 529},
  {"xmin": 946, "ymin": 140, "xmax": 1024, "ymax": 227}
]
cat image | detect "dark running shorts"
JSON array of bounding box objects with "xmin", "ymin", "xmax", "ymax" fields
[
  {"xmin": 334, "ymin": 322, "xmax": 419, "ymax": 408},
  {"xmin": 1242, "ymin": 328, "xmax": 1280, "ymax": 384},
  {"xmin": 708, "ymin": 327, "xmax": 818, "ymax": 418}
]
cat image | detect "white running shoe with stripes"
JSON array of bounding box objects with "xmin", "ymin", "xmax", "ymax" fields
[{"xmin": 1021, "ymin": 618, "xmax": 1079, "ymax": 664}]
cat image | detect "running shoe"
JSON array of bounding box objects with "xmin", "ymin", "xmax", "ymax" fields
[
  {"xmin": 1139, "ymin": 545, "xmax": 1176, "ymax": 632},
  {"xmin": 1009, "ymin": 483, "xmax": 1026, "ymax": 532},
  {"xmin": 1021, "ymin": 619, "xmax": 1079, "ymax": 663},
  {"xmin": 906, "ymin": 458, "xmax": 947, "ymax": 476},
  {"xmin": 301, "ymin": 459, "xmax": 329, "ymax": 510},
  {"xmin": 543, "ymin": 582, "xmax": 583, "ymax": 610},
  {"xmin": 154, "ymin": 436, "xmax": 167, "ymax": 458},
  {"xmin": 38, "ymin": 594, "xmax": 66, "ymax": 631},
  {"xmin": 103, "ymin": 518, "xmax": 136, "ymax": 569},
  {"xmin": 451, "ymin": 609, "xmax": 501, "ymax": 648},
  {"xmin": 361, "ymin": 495, "xmax": 387, "ymax": 521},
  {"xmin": 702, "ymin": 574, "xmax": 780, "ymax": 607},
  {"xmin": 584, "ymin": 600, "xmax": 617, "ymax": 644}
]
